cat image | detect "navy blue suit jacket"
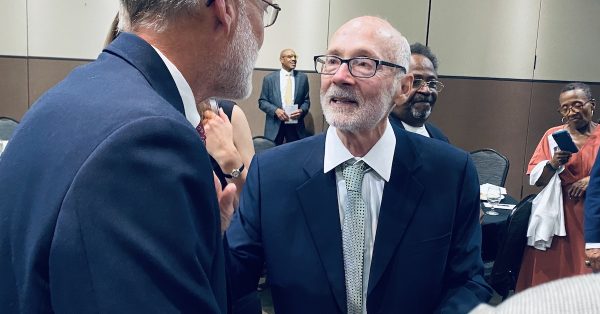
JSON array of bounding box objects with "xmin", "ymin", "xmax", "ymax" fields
[
  {"xmin": 389, "ymin": 114, "xmax": 450, "ymax": 143},
  {"xmin": 0, "ymin": 33, "xmax": 227, "ymax": 313},
  {"xmin": 258, "ymin": 70, "xmax": 310, "ymax": 141},
  {"xmin": 227, "ymin": 125, "xmax": 492, "ymax": 314},
  {"xmin": 585, "ymin": 152, "xmax": 600, "ymax": 243}
]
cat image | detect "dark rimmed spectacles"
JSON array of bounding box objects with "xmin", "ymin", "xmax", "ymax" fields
[
  {"xmin": 557, "ymin": 99, "xmax": 595, "ymax": 115},
  {"xmin": 413, "ymin": 78, "xmax": 445, "ymax": 93},
  {"xmin": 313, "ymin": 55, "xmax": 406, "ymax": 78},
  {"xmin": 206, "ymin": 0, "xmax": 281, "ymax": 28}
]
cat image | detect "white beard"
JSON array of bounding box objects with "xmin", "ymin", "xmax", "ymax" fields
[
  {"xmin": 321, "ymin": 81, "xmax": 397, "ymax": 132},
  {"xmin": 214, "ymin": 4, "xmax": 259, "ymax": 100},
  {"xmin": 411, "ymin": 106, "xmax": 431, "ymax": 120}
]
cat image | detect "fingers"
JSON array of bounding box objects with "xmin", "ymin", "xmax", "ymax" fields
[
  {"xmin": 553, "ymin": 151, "xmax": 572, "ymax": 165},
  {"xmin": 585, "ymin": 249, "xmax": 600, "ymax": 272},
  {"xmin": 219, "ymin": 183, "xmax": 237, "ymax": 234}
]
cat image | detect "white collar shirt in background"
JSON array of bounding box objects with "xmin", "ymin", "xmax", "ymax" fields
[
  {"xmin": 324, "ymin": 120, "xmax": 396, "ymax": 314},
  {"xmin": 279, "ymin": 69, "xmax": 296, "ymax": 105},
  {"xmin": 401, "ymin": 121, "xmax": 430, "ymax": 138}
]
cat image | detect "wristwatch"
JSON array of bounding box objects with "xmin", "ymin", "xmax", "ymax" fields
[{"xmin": 223, "ymin": 164, "xmax": 245, "ymax": 179}]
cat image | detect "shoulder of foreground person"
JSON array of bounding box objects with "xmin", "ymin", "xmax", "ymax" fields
[{"xmin": 469, "ymin": 274, "xmax": 600, "ymax": 314}]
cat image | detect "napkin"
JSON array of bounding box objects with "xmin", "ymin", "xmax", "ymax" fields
[{"xmin": 480, "ymin": 183, "xmax": 507, "ymax": 201}]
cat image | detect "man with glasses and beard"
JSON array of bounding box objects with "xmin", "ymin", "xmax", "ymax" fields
[
  {"xmin": 225, "ymin": 16, "xmax": 491, "ymax": 314},
  {"xmin": 390, "ymin": 43, "xmax": 449, "ymax": 142},
  {"xmin": 0, "ymin": 0, "xmax": 280, "ymax": 312}
]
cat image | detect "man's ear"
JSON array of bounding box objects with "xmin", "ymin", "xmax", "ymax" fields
[
  {"xmin": 393, "ymin": 73, "xmax": 414, "ymax": 107},
  {"xmin": 211, "ymin": 0, "xmax": 236, "ymax": 35}
]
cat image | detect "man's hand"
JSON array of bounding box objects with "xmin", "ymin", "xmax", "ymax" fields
[
  {"xmin": 214, "ymin": 173, "xmax": 238, "ymax": 235},
  {"xmin": 275, "ymin": 108, "xmax": 289, "ymax": 121},
  {"xmin": 585, "ymin": 248, "xmax": 600, "ymax": 273},
  {"xmin": 289, "ymin": 108, "xmax": 303, "ymax": 120},
  {"xmin": 569, "ymin": 176, "xmax": 590, "ymax": 198}
]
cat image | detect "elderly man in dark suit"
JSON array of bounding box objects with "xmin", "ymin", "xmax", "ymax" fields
[
  {"xmin": 258, "ymin": 48, "xmax": 311, "ymax": 145},
  {"xmin": 226, "ymin": 16, "xmax": 491, "ymax": 314},
  {"xmin": 390, "ymin": 43, "xmax": 449, "ymax": 142},
  {"xmin": 0, "ymin": 0, "xmax": 280, "ymax": 312}
]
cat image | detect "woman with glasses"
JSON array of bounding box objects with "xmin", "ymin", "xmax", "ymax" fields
[{"xmin": 517, "ymin": 82, "xmax": 598, "ymax": 290}]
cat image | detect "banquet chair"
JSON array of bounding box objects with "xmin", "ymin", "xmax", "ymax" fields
[
  {"xmin": 488, "ymin": 194, "xmax": 536, "ymax": 300},
  {"xmin": 252, "ymin": 136, "xmax": 276, "ymax": 154},
  {"xmin": 470, "ymin": 148, "xmax": 510, "ymax": 187},
  {"xmin": 0, "ymin": 117, "xmax": 19, "ymax": 140}
]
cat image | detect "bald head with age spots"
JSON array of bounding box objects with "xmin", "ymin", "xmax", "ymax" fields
[{"xmin": 320, "ymin": 16, "xmax": 412, "ymax": 134}]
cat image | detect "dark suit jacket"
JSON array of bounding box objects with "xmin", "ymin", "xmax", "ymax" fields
[
  {"xmin": 585, "ymin": 152, "xmax": 600, "ymax": 243},
  {"xmin": 258, "ymin": 70, "xmax": 310, "ymax": 141},
  {"xmin": 226, "ymin": 127, "xmax": 492, "ymax": 314},
  {"xmin": 0, "ymin": 33, "xmax": 227, "ymax": 313},
  {"xmin": 389, "ymin": 114, "xmax": 450, "ymax": 143}
]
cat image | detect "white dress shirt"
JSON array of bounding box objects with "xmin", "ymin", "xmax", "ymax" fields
[
  {"xmin": 279, "ymin": 69, "xmax": 296, "ymax": 105},
  {"xmin": 401, "ymin": 121, "xmax": 430, "ymax": 138},
  {"xmin": 323, "ymin": 120, "xmax": 396, "ymax": 314},
  {"xmin": 152, "ymin": 46, "xmax": 198, "ymax": 126}
]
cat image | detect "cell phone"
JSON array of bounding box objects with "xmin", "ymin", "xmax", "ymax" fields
[{"xmin": 552, "ymin": 129, "xmax": 579, "ymax": 153}]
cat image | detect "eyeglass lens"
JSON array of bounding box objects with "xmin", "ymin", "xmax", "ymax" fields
[
  {"xmin": 315, "ymin": 56, "xmax": 379, "ymax": 78},
  {"xmin": 414, "ymin": 79, "xmax": 443, "ymax": 92}
]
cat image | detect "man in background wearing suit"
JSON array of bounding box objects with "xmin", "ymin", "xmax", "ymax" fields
[
  {"xmin": 226, "ymin": 16, "xmax": 491, "ymax": 314},
  {"xmin": 390, "ymin": 43, "xmax": 449, "ymax": 142},
  {"xmin": 0, "ymin": 0, "xmax": 278, "ymax": 312},
  {"xmin": 258, "ymin": 48, "xmax": 311, "ymax": 145}
]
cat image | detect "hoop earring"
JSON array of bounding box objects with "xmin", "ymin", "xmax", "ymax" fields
[{"xmin": 561, "ymin": 116, "xmax": 568, "ymax": 124}]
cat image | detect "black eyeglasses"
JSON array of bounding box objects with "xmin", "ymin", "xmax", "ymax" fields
[
  {"xmin": 313, "ymin": 55, "xmax": 406, "ymax": 78},
  {"xmin": 413, "ymin": 78, "xmax": 444, "ymax": 93},
  {"xmin": 206, "ymin": 0, "xmax": 281, "ymax": 28},
  {"xmin": 558, "ymin": 99, "xmax": 595, "ymax": 115}
]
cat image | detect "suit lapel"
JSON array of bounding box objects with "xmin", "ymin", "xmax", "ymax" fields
[
  {"xmin": 368, "ymin": 128, "xmax": 424, "ymax": 295},
  {"xmin": 272, "ymin": 73, "xmax": 282, "ymax": 108},
  {"xmin": 104, "ymin": 33, "xmax": 185, "ymax": 116},
  {"xmin": 293, "ymin": 71, "xmax": 301, "ymax": 104},
  {"xmin": 296, "ymin": 135, "xmax": 346, "ymax": 313}
]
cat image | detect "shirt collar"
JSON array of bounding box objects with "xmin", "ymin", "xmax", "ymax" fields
[
  {"xmin": 324, "ymin": 119, "xmax": 396, "ymax": 181},
  {"xmin": 401, "ymin": 121, "xmax": 430, "ymax": 138},
  {"xmin": 152, "ymin": 46, "xmax": 199, "ymax": 127},
  {"xmin": 280, "ymin": 68, "xmax": 294, "ymax": 76}
]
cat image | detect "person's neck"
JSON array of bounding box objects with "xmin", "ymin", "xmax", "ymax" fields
[
  {"xmin": 336, "ymin": 120, "xmax": 387, "ymax": 157},
  {"xmin": 572, "ymin": 121, "xmax": 598, "ymax": 135},
  {"xmin": 136, "ymin": 24, "xmax": 213, "ymax": 102}
]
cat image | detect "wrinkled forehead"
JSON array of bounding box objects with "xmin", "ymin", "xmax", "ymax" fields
[
  {"xmin": 328, "ymin": 18, "xmax": 408, "ymax": 67},
  {"xmin": 559, "ymin": 89, "xmax": 589, "ymax": 105},
  {"xmin": 280, "ymin": 49, "xmax": 296, "ymax": 58}
]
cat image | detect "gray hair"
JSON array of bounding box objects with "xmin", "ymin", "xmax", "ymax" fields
[
  {"xmin": 118, "ymin": 0, "xmax": 203, "ymax": 32},
  {"xmin": 389, "ymin": 35, "xmax": 410, "ymax": 77}
]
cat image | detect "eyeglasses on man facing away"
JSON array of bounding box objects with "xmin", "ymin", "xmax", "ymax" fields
[{"xmin": 205, "ymin": 0, "xmax": 281, "ymax": 27}]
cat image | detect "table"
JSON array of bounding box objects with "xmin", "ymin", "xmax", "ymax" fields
[{"xmin": 481, "ymin": 195, "xmax": 518, "ymax": 262}]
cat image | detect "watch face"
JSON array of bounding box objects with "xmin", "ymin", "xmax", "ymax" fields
[{"xmin": 231, "ymin": 169, "xmax": 241, "ymax": 178}]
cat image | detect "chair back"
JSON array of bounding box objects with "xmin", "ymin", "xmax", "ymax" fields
[
  {"xmin": 0, "ymin": 117, "xmax": 19, "ymax": 140},
  {"xmin": 488, "ymin": 194, "xmax": 536, "ymax": 299},
  {"xmin": 253, "ymin": 136, "xmax": 276, "ymax": 154},
  {"xmin": 470, "ymin": 148, "xmax": 510, "ymax": 186}
]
